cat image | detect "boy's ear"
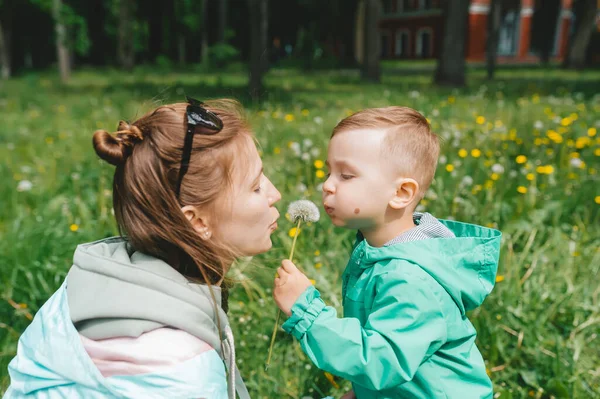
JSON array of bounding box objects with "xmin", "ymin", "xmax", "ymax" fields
[
  {"xmin": 389, "ymin": 178, "xmax": 419, "ymax": 210},
  {"xmin": 181, "ymin": 205, "xmax": 212, "ymax": 239}
]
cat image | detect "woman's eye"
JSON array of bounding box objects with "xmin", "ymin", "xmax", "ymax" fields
[{"xmin": 341, "ymin": 174, "xmax": 354, "ymax": 180}]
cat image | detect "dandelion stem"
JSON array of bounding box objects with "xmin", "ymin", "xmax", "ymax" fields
[{"xmin": 266, "ymin": 219, "xmax": 302, "ymax": 371}]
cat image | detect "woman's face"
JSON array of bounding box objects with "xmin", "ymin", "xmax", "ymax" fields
[{"xmin": 212, "ymin": 140, "xmax": 282, "ymax": 256}]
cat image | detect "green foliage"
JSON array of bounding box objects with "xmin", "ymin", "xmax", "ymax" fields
[
  {"xmin": 0, "ymin": 65, "xmax": 599, "ymax": 398},
  {"xmin": 208, "ymin": 42, "xmax": 240, "ymax": 68}
]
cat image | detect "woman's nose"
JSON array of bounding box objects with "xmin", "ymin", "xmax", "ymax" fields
[{"xmin": 268, "ymin": 180, "xmax": 282, "ymax": 205}]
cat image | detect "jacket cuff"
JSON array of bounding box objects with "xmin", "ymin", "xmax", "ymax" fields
[{"xmin": 282, "ymin": 285, "xmax": 326, "ymax": 340}]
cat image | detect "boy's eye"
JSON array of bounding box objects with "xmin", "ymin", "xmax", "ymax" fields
[
  {"xmin": 341, "ymin": 174, "xmax": 354, "ymax": 180},
  {"xmin": 254, "ymin": 185, "xmax": 262, "ymax": 193}
]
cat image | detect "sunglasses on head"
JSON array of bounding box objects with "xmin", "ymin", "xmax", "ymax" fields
[{"xmin": 175, "ymin": 96, "xmax": 224, "ymax": 199}]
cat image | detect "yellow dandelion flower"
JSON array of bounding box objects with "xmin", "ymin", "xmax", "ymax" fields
[
  {"xmin": 471, "ymin": 149, "xmax": 482, "ymax": 158},
  {"xmin": 458, "ymin": 149, "xmax": 468, "ymax": 158},
  {"xmin": 595, "ymin": 196, "xmax": 600, "ymax": 204},
  {"xmin": 495, "ymin": 120, "xmax": 503, "ymax": 128},
  {"xmin": 495, "ymin": 275, "xmax": 505, "ymax": 283},
  {"xmin": 496, "ymin": 314, "xmax": 502, "ymax": 320},
  {"xmin": 448, "ymin": 96, "xmax": 456, "ymax": 104},
  {"xmin": 575, "ymin": 137, "xmax": 591, "ymax": 149},
  {"xmin": 445, "ymin": 164, "xmax": 454, "ymax": 172},
  {"xmin": 567, "ymin": 172, "xmax": 578, "ymax": 180},
  {"xmin": 70, "ymin": 224, "xmax": 79, "ymax": 232},
  {"xmin": 288, "ymin": 227, "xmax": 299, "ymax": 237},
  {"xmin": 545, "ymin": 149, "xmax": 554, "ymax": 156},
  {"xmin": 309, "ymin": 279, "xmax": 316, "ymax": 285},
  {"xmin": 315, "ymin": 262, "xmax": 322, "ymax": 269},
  {"xmin": 476, "ymin": 116, "xmax": 486, "ymax": 125},
  {"xmin": 517, "ymin": 186, "xmax": 527, "ymax": 194},
  {"xmin": 314, "ymin": 159, "xmax": 324, "ymax": 169},
  {"xmin": 273, "ymin": 147, "xmax": 281, "ymax": 155},
  {"xmin": 491, "ymin": 173, "xmax": 500, "ymax": 181},
  {"xmin": 316, "ymin": 170, "xmax": 325, "ymax": 179},
  {"xmin": 526, "ymin": 173, "xmax": 535, "ymax": 181},
  {"xmin": 595, "ymin": 149, "xmax": 600, "ymax": 156},
  {"xmin": 484, "ymin": 180, "xmax": 494, "ymax": 189},
  {"xmin": 588, "ymin": 127, "xmax": 597, "ymax": 137},
  {"xmin": 560, "ymin": 117, "xmax": 572, "ymax": 126},
  {"xmin": 589, "ymin": 168, "xmax": 597, "ymax": 175},
  {"xmin": 301, "ymin": 109, "xmax": 310, "ymax": 116},
  {"xmin": 45, "ymin": 137, "xmax": 54, "ymax": 145},
  {"xmin": 314, "ymin": 250, "xmax": 320, "ymax": 256},
  {"xmin": 569, "ymin": 152, "xmax": 580, "ymax": 158},
  {"xmin": 284, "ymin": 114, "xmax": 295, "ymax": 122},
  {"xmin": 516, "ymin": 155, "xmax": 527, "ymax": 164}
]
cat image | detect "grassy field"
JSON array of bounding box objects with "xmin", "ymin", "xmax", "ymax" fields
[{"xmin": 0, "ymin": 64, "xmax": 599, "ymax": 398}]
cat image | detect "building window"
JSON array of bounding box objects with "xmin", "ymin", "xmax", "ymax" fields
[
  {"xmin": 418, "ymin": 0, "xmax": 432, "ymax": 10},
  {"xmin": 498, "ymin": 10, "xmax": 519, "ymax": 56},
  {"xmin": 395, "ymin": 30, "xmax": 410, "ymax": 56},
  {"xmin": 383, "ymin": 0, "xmax": 394, "ymax": 14},
  {"xmin": 416, "ymin": 28, "xmax": 433, "ymax": 58}
]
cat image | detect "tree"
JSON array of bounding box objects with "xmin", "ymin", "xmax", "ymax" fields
[
  {"xmin": 248, "ymin": 0, "xmax": 268, "ymax": 99},
  {"xmin": 434, "ymin": 0, "xmax": 470, "ymax": 87},
  {"xmin": 361, "ymin": 0, "xmax": 380, "ymax": 82},
  {"xmin": 0, "ymin": 0, "xmax": 13, "ymax": 79},
  {"xmin": 52, "ymin": 0, "xmax": 70, "ymax": 82},
  {"xmin": 486, "ymin": 0, "xmax": 502, "ymax": 80},
  {"xmin": 217, "ymin": 0, "xmax": 227, "ymax": 43},
  {"xmin": 117, "ymin": 0, "xmax": 135, "ymax": 70},
  {"xmin": 564, "ymin": 0, "xmax": 597, "ymax": 69}
]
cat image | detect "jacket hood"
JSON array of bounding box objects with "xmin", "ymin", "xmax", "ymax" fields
[{"xmin": 358, "ymin": 220, "xmax": 502, "ymax": 314}]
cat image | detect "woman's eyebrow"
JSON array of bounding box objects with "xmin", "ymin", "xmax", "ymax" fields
[{"xmin": 252, "ymin": 166, "xmax": 264, "ymax": 186}]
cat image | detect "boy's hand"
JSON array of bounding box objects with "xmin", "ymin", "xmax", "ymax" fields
[
  {"xmin": 273, "ymin": 260, "xmax": 313, "ymax": 316},
  {"xmin": 340, "ymin": 390, "xmax": 356, "ymax": 399}
]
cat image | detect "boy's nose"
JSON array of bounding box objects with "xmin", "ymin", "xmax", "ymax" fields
[{"xmin": 322, "ymin": 177, "xmax": 335, "ymax": 195}]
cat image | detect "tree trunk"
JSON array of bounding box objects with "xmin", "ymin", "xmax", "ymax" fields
[
  {"xmin": 0, "ymin": 17, "xmax": 11, "ymax": 79},
  {"xmin": 218, "ymin": 0, "xmax": 227, "ymax": 43},
  {"xmin": 435, "ymin": 0, "xmax": 469, "ymax": 87},
  {"xmin": 248, "ymin": 0, "xmax": 268, "ymax": 99},
  {"xmin": 117, "ymin": 0, "xmax": 135, "ymax": 70},
  {"xmin": 200, "ymin": 0, "xmax": 209, "ymax": 65},
  {"xmin": 52, "ymin": 0, "xmax": 70, "ymax": 82},
  {"xmin": 564, "ymin": 0, "xmax": 597, "ymax": 69},
  {"xmin": 361, "ymin": 0, "xmax": 381, "ymax": 82},
  {"xmin": 486, "ymin": 0, "xmax": 501, "ymax": 80}
]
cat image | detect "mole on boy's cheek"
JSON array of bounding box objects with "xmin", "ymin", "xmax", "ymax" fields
[{"xmin": 354, "ymin": 208, "xmax": 360, "ymax": 214}]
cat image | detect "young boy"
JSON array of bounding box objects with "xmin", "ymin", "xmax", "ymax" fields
[{"xmin": 273, "ymin": 107, "xmax": 501, "ymax": 399}]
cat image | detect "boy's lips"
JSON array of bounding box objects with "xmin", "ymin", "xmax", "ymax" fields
[{"xmin": 324, "ymin": 205, "xmax": 335, "ymax": 215}]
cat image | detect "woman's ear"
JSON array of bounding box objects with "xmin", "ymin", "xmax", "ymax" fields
[
  {"xmin": 181, "ymin": 205, "xmax": 212, "ymax": 239},
  {"xmin": 389, "ymin": 178, "xmax": 419, "ymax": 210}
]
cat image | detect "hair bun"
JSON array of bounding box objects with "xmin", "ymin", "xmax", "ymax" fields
[
  {"xmin": 93, "ymin": 121, "xmax": 145, "ymax": 166},
  {"xmin": 93, "ymin": 129, "xmax": 130, "ymax": 166}
]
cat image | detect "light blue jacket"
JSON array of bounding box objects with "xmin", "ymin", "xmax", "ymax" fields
[{"xmin": 4, "ymin": 237, "xmax": 249, "ymax": 399}]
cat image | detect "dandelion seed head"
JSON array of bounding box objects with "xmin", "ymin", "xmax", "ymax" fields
[{"xmin": 288, "ymin": 200, "xmax": 320, "ymax": 223}]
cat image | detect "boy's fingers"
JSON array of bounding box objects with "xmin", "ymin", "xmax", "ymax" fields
[{"xmin": 281, "ymin": 259, "xmax": 298, "ymax": 273}]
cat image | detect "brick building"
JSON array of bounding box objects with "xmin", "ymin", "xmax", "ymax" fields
[{"xmin": 378, "ymin": 0, "xmax": 578, "ymax": 63}]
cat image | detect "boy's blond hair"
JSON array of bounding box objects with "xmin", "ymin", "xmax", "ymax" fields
[{"xmin": 332, "ymin": 106, "xmax": 439, "ymax": 197}]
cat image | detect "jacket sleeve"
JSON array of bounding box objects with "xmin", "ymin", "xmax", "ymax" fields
[{"xmin": 281, "ymin": 271, "xmax": 447, "ymax": 391}]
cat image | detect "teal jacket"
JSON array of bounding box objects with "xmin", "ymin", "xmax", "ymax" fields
[{"xmin": 283, "ymin": 220, "xmax": 501, "ymax": 399}]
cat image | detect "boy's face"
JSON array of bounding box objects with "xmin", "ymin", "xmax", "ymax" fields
[{"xmin": 323, "ymin": 128, "xmax": 400, "ymax": 230}]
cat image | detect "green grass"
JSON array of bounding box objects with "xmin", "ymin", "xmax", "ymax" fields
[{"xmin": 1, "ymin": 64, "xmax": 599, "ymax": 398}]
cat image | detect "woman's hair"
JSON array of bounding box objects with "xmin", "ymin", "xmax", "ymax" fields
[{"xmin": 93, "ymin": 99, "xmax": 253, "ymax": 311}]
